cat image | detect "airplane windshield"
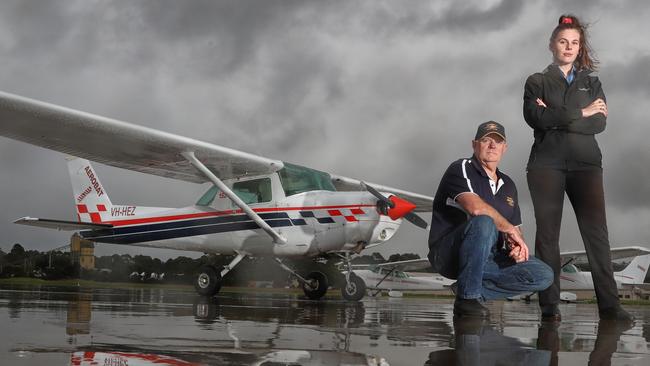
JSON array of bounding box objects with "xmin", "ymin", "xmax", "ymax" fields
[{"xmin": 278, "ymin": 162, "xmax": 336, "ymax": 196}]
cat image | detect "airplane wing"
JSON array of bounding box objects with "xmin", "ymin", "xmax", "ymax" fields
[
  {"xmin": 349, "ymin": 258, "xmax": 431, "ymax": 272},
  {"xmin": 374, "ymin": 258, "xmax": 432, "ymax": 272},
  {"xmin": 0, "ymin": 91, "xmax": 283, "ymax": 183},
  {"xmin": 0, "ymin": 91, "xmax": 435, "ymax": 209},
  {"xmin": 14, "ymin": 217, "xmax": 113, "ymax": 231},
  {"xmin": 331, "ymin": 175, "xmax": 433, "ymax": 212},
  {"xmin": 560, "ymin": 246, "xmax": 650, "ymax": 265}
]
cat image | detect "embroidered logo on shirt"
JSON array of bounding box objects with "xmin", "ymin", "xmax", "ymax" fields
[
  {"xmin": 506, "ymin": 196, "xmax": 515, "ymax": 207},
  {"xmin": 578, "ymin": 87, "xmax": 590, "ymax": 92}
]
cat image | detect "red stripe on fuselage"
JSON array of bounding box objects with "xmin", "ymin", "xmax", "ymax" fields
[{"xmin": 105, "ymin": 204, "xmax": 375, "ymax": 227}]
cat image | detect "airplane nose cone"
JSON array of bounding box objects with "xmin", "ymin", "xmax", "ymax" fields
[{"xmin": 386, "ymin": 195, "xmax": 416, "ymax": 220}]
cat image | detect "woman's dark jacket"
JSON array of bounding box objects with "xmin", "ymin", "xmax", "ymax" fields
[{"xmin": 523, "ymin": 64, "xmax": 606, "ymax": 171}]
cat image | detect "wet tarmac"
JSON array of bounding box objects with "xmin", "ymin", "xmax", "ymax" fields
[{"xmin": 0, "ymin": 285, "xmax": 649, "ymax": 365}]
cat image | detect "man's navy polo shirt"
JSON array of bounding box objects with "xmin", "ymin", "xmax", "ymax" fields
[{"xmin": 428, "ymin": 155, "xmax": 521, "ymax": 246}]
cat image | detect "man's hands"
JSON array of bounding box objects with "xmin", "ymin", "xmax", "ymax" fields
[{"xmin": 504, "ymin": 227, "xmax": 529, "ymax": 263}]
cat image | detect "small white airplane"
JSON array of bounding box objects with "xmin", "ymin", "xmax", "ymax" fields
[
  {"xmin": 508, "ymin": 246, "xmax": 650, "ymax": 302},
  {"xmin": 559, "ymin": 246, "xmax": 650, "ymax": 290},
  {"xmin": 0, "ymin": 90, "xmax": 432, "ymax": 301},
  {"xmin": 345, "ymin": 258, "xmax": 453, "ymax": 296}
]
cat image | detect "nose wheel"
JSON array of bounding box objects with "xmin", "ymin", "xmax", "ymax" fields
[{"xmin": 341, "ymin": 272, "xmax": 366, "ymax": 301}]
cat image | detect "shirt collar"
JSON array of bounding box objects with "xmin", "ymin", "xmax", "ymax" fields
[
  {"xmin": 566, "ymin": 65, "xmax": 577, "ymax": 84},
  {"xmin": 544, "ymin": 63, "xmax": 592, "ymax": 82}
]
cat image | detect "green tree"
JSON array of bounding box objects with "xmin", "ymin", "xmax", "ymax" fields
[{"xmin": 6, "ymin": 243, "xmax": 26, "ymax": 264}]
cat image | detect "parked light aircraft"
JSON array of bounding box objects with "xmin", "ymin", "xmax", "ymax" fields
[
  {"xmin": 508, "ymin": 246, "xmax": 650, "ymax": 302},
  {"xmin": 345, "ymin": 258, "xmax": 454, "ymax": 296},
  {"xmin": 0, "ymin": 91, "xmax": 433, "ymax": 301},
  {"xmin": 559, "ymin": 246, "xmax": 650, "ymax": 290}
]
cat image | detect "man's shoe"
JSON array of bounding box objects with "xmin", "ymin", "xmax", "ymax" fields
[
  {"xmin": 599, "ymin": 306, "xmax": 634, "ymax": 322},
  {"xmin": 541, "ymin": 304, "xmax": 561, "ymax": 322},
  {"xmin": 454, "ymin": 298, "xmax": 489, "ymax": 318}
]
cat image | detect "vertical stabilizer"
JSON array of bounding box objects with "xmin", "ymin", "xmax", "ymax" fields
[
  {"xmin": 67, "ymin": 157, "xmax": 113, "ymax": 223},
  {"xmin": 616, "ymin": 254, "xmax": 650, "ymax": 284}
]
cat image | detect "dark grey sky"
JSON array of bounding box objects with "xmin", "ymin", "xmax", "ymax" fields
[{"xmin": 1, "ymin": 0, "xmax": 649, "ymax": 259}]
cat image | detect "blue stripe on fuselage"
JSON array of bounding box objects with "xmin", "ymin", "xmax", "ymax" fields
[{"xmin": 80, "ymin": 212, "xmax": 304, "ymax": 244}]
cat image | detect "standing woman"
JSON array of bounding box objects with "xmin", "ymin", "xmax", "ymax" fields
[{"xmin": 523, "ymin": 14, "xmax": 633, "ymax": 322}]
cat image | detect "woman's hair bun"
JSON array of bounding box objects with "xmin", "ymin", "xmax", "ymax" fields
[{"xmin": 558, "ymin": 15, "xmax": 581, "ymax": 27}]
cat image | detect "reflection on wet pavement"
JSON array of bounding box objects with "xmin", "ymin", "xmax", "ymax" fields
[{"xmin": 0, "ymin": 285, "xmax": 648, "ymax": 365}]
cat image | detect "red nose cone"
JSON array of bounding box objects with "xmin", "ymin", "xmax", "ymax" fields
[{"xmin": 387, "ymin": 195, "xmax": 417, "ymax": 220}]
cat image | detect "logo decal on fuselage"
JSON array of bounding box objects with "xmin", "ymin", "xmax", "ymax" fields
[
  {"xmin": 85, "ymin": 166, "xmax": 104, "ymax": 197},
  {"xmin": 76, "ymin": 186, "xmax": 92, "ymax": 202}
]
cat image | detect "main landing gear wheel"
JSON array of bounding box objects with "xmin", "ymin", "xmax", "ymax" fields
[
  {"xmin": 302, "ymin": 271, "xmax": 328, "ymax": 300},
  {"xmin": 194, "ymin": 265, "xmax": 222, "ymax": 297},
  {"xmin": 341, "ymin": 272, "xmax": 366, "ymax": 301}
]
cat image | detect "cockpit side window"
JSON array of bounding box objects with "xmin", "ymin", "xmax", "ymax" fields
[
  {"xmin": 196, "ymin": 178, "xmax": 273, "ymax": 206},
  {"xmin": 232, "ymin": 178, "xmax": 272, "ymax": 204},
  {"xmin": 196, "ymin": 185, "xmax": 218, "ymax": 206},
  {"xmin": 278, "ymin": 162, "xmax": 336, "ymax": 196}
]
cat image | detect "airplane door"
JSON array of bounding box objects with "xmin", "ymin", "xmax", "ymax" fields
[{"xmin": 229, "ymin": 176, "xmax": 279, "ymax": 254}]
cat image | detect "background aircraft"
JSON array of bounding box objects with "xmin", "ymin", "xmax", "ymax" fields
[
  {"xmin": 0, "ymin": 90, "xmax": 433, "ymax": 302},
  {"xmin": 559, "ymin": 246, "xmax": 650, "ymax": 290},
  {"xmin": 506, "ymin": 246, "xmax": 650, "ymax": 302},
  {"xmin": 345, "ymin": 258, "xmax": 453, "ymax": 296}
]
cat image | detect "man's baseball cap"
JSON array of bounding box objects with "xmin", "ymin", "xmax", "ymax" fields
[{"xmin": 475, "ymin": 121, "xmax": 506, "ymax": 141}]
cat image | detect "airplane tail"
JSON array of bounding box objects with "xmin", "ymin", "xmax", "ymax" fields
[
  {"xmin": 616, "ymin": 254, "xmax": 650, "ymax": 284},
  {"xmin": 67, "ymin": 157, "xmax": 113, "ymax": 223}
]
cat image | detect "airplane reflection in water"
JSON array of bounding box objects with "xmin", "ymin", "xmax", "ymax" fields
[
  {"xmin": 64, "ymin": 292, "xmax": 390, "ymax": 366},
  {"xmin": 3, "ymin": 288, "xmax": 644, "ymax": 366}
]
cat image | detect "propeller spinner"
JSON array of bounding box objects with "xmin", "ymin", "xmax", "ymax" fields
[{"xmin": 361, "ymin": 182, "xmax": 429, "ymax": 229}]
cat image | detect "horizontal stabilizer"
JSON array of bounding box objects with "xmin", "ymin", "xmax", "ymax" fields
[{"xmin": 14, "ymin": 217, "xmax": 113, "ymax": 231}]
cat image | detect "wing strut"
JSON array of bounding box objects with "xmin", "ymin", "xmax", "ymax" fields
[{"xmin": 182, "ymin": 151, "xmax": 287, "ymax": 244}]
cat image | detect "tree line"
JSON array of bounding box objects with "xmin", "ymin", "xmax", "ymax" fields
[{"xmin": 0, "ymin": 243, "xmax": 423, "ymax": 287}]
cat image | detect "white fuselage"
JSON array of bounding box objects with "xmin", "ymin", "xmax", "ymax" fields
[
  {"xmin": 79, "ymin": 172, "xmax": 402, "ymax": 258},
  {"xmin": 559, "ymin": 255, "xmax": 650, "ymax": 290}
]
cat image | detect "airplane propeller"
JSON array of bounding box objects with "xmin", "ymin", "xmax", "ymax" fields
[{"xmin": 361, "ymin": 182, "xmax": 429, "ymax": 229}]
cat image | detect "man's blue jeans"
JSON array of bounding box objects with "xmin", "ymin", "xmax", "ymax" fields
[{"xmin": 428, "ymin": 215, "xmax": 553, "ymax": 300}]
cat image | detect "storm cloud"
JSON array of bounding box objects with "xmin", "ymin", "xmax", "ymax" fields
[{"xmin": 1, "ymin": 0, "xmax": 649, "ymax": 259}]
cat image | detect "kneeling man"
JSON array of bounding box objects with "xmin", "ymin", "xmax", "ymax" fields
[{"xmin": 428, "ymin": 121, "xmax": 553, "ymax": 318}]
